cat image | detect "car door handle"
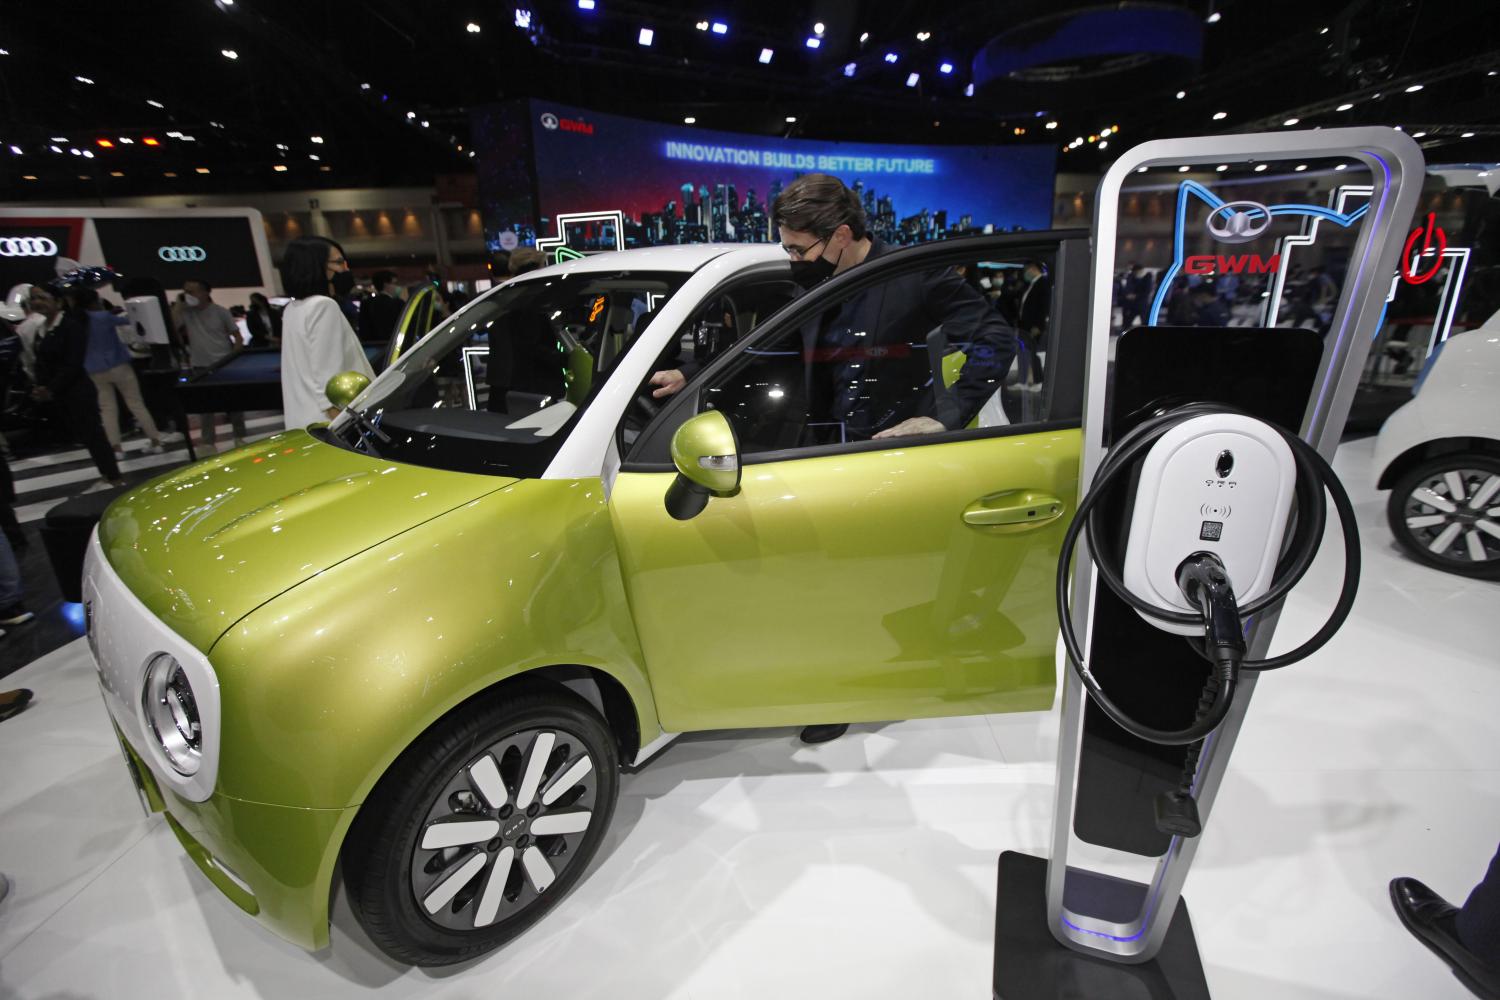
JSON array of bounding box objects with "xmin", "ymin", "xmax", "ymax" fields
[{"xmin": 962, "ymin": 491, "xmax": 1065, "ymax": 528}]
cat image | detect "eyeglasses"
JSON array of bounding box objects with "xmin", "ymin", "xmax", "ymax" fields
[
  {"xmin": 781, "ymin": 237, "xmax": 827, "ymax": 261},
  {"xmin": 327, "ymin": 256, "xmax": 348, "ymax": 267}
]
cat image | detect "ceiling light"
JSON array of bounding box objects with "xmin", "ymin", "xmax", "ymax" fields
[
  {"xmin": 221, "ymin": 49, "xmax": 238, "ymax": 59},
  {"xmin": 0, "ymin": 48, "xmax": 9, "ymax": 56},
  {"xmin": 1335, "ymin": 163, "xmax": 1347, "ymax": 170},
  {"xmin": 1254, "ymin": 163, "xmax": 1267, "ymax": 172},
  {"xmin": 1212, "ymin": 111, "xmax": 1227, "ymax": 120},
  {"xmin": 180, "ymin": 135, "xmax": 196, "ymax": 141},
  {"xmin": 309, "ymin": 154, "xmax": 320, "ymax": 161},
  {"xmin": 1283, "ymin": 117, "xmax": 1300, "ymax": 126},
  {"xmin": 406, "ymin": 111, "xmax": 416, "ymax": 119},
  {"xmin": 147, "ymin": 99, "xmax": 164, "ymax": 108},
  {"xmin": 8, "ymin": 145, "xmax": 20, "ymax": 155},
  {"xmin": 884, "ymin": 52, "xmax": 898, "ymax": 63},
  {"xmin": 1176, "ymin": 90, "xmax": 1186, "ymax": 99},
  {"xmin": 118, "ymin": 137, "xmax": 133, "ymax": 144},
  {"xmin": 906, "ymin": 72, "xmax": 920, "ymax": 87},
  {"xmin": 21, "ymin": 175, "xmax": 35, "ymax": 181},
  {"xmin": 1136, "ymin": 166, "xmax": 1148, "ymax": 173},
  {"xmin": 1320, "ymin": 26, "xmax": 1329, "ymax": 34},
  {"xmin": 760, "ymin": 48, "xmax": 774, "ymax": 63},
  {"xmin": 859, "ymin": 32, "xmax": 869, "ymax": 43},
  {"xmin": 81, "ymin": 150, "xmax": 94, "ymax": 159},
  {"xmin": 75, "ymin": 75, "xmax": 95, "ymax": 84},
  {"xmin": 515, "ymin": 9, "xmax": 532, "ymax": 29},
  {"xmin": 310, "ymin": 135, "xmax": 324, "ymax": 144},
  {"xmin": 805, "ymin": 36, "xmax": 821, "ymax": 48},
  {"xmin": 1462, "ymin": 131, "xmax": 1476, "ymax": 138},
  {"xmin": 276, "ymin": 143, "xmax": 289, "ymax": 150},
  {"xmin": 785, "ymin": 116, "xmax": 797, "ymax": 123},
  {"xmin": 638, "ymin": 27, "xmax": 653, "ymax": 45},
  {"xmin": 843, "ymin": 62, "xmax": 856, "ymax": 76},
  {"xmin": 577, "ymin": 0, "xmax": 595, "ymax": 9},
  {"xmin": 1206, "ymin": 11, "xmax": 1222, "ymax": 23},
  {"xmin": 360, "ymin": 82, "xmax": 371, "ymax": 90},
  {"xmin": 319, "ymin": 165, "xmax": 331, "ymax": 172},
  {"xmin": 421, "ymin": 120, "xmax": 430, "ymax": 128},
  {"xmin": 916, "ymin": 31, "xmax": 931, "ymax": 41},
  {"xmin": 69, "ymin": 148, "xmax": 80, "ymax": 156},
  {"xmin": 1216, "ymin": 164, "xmax": 1228, "ymax": 171},
  {"xmin": 163, "ymin": 171, "xmax": 176, "ymax": 177},
  {"xmin": 1405, "ymin": 83, "xmax": 1423, "ymax": 93},
  {"xmin": 939, "ymin": 62, "xmax": 953, "ymax": 74},
  {"xmin": 1097, "ymin": 140, "xmax": 1108, "ymax": 150},
  {"xmin": 1044, "ymin": 121, "xmax": 1059, "ymax": 130},
  {"xmin": 109, "ymin": 170, "xmax": 123, "ymax": 177},
  {"xmin": 1295, "ymin": 164, "xmax": 1308, "ymax": 171},
  {"xmin": 195, "ymin": 167, "xmax": 210, "ymax": 174},
  {"xmin": 96, "ymin": 138, "xmax": 114, "ymax": 148},
  {"xmin": 1178, "ymin": 165, "xmax": 1190, "ymax": 172},
  {"xmin": 1088, "ymin": 134, "xmax": 1097, "ymax": 142},
  {"xmin": 964, "ymin": 83, "xmax": 974, "ymax": 97},
  {"xmin": 711, "ymin": 21, "xmax": 728, "ymax": 35},
  {"xmin": 814, "ymin": 22, "xmax": 825, "ymax": 34},
  {"xmin": 143, "ymin": 137, "xmax": 160, "ymax": 146},
  {"xmin": 1337, "ymin": 102, "xmax": 1354, "ymax": 111},
  {"xmin": 466, "ymin": 21, "xmax": 481, "ymax": 33},
  {"xmin": 273, "ymin": 164, "xmax": 288, "ymax": 172},
  {"xmin": 683, "ymin": 116, "xmax": 696, "ymax": 124},
  {"xmin": 49, "ymin": 145, "xmax": 61, "ymax": 153},
  {"xmin": 1412, "ymin": 131, "xmax": 1427, "ymax": 138},
  {"xmin": 695, "ymin": 20, "xmax": 708, "ymax": 30}
]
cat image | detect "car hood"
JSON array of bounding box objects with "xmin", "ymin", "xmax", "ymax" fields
[{"xmin": 97, "ymin": 431, "xmax": 514, "ymax": 653}]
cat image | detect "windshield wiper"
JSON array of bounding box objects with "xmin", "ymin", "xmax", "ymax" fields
[{"xmin": 342, "ymin": 403, "xmax": 391, "ymax": 453}]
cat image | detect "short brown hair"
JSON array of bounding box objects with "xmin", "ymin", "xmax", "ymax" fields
[{"xmin": 772, "ymin": 173, "xmax": 868, "ymax": 241}]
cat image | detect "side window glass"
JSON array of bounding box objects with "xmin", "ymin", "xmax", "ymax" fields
[{"xmin": 695, "ymin": 254, "xmax": 1057, "ymax": 458}]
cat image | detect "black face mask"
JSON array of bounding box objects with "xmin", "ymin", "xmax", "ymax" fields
[
  {"xmin": 788, "ymin": 239, "xmax": 841, "ymax": 290},
  {"xmin": 330, "ymin": 270, "xmax": 355, "ymax": 297}
]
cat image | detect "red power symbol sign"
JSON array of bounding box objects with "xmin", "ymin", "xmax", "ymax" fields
[{"xmin": 1401, "ymin": 212, "xmax": 1447, "ymax": 285}]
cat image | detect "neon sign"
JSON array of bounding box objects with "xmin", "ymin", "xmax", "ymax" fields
[
  {"xmin": 1400, "ymin": 213, "xmax": 1447, "ymax": 285},
  {"xmin": 1183, "ymin": 254, "xmax": 1280, "ymax": 275},
  {"xmin": 535, "ymin": 210, "xmax": 625, "ymax": 265}
]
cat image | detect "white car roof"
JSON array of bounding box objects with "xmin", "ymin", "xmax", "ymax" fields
[{"xmin": 526, "ymin": 243, "xmax": 787, "ymax": 276}]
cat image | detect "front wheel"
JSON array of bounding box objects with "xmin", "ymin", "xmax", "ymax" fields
[
  {"xmin": 343, "ymin": 687, "xmax": 619, "ymax": 966},
  {"xmin": 1387, "ymin": 453, "xmax": 1500, "ymax": 579}
]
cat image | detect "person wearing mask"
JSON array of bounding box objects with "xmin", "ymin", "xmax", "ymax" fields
[
  {"xmin": 31, "ymin": 273, "xmax": 123, "ymax": 488},
  {"xmin": 278, "ymin": 236, "xmax": 373, "ymax": 429},
  {"xmin": 649, "ymin": 174, "xmax": 1015, "ymax": 743},
  {"xmin": 78, "ymin": 287, "xmax": 165, "ymax": 459},
  {"xmin": 176, "ymin": 278, "xmax": 248, "ymax": 451},
  {"xmin": 358, "ymin": 271, "xmax": 406, "ymax": 345},
  {"xmin": 1016, "ymin": 259, "xmax": 1050, "ymax": 387}
]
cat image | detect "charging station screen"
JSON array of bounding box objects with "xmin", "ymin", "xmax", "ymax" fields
[
  {"xmin": 93, "ymin": 216, "xmax": 264, "ymax": 289},
  {"xmin": 475, "ymin": 99, "xmax": 1057, "ymax": 250}
]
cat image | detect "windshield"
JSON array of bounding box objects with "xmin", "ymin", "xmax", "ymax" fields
[{"xmin": 329, "ymin": 269, "xmax": 688, "ymax": 476}]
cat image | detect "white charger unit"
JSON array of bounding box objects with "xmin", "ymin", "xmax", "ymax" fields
[
  {"xmin": 124, "ymin": 295, "xmax": 171, "ymax": 346},
  {"xmin": 1121, "ymin": 414, "xmax": 1297, "ymax": 635}
]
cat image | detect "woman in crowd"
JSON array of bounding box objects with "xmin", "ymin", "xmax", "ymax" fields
[
  {"xmin": 277, "ymin": 236, "xmax": 373, "ymax": 430},
  {"xmin": 30, "ymin": 274, "xmax": 123, "ymax": 488}
]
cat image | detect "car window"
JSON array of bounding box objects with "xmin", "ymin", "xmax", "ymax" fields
[
  {"xmin": 329, "ymin": 269, "xmax": 686, "ymax": 478},
  {"xmin": 693, "ymin": 252, "xmax": 1059, "ymax": 459}
]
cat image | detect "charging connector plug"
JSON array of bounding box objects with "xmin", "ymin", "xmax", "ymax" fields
[{"xmin": 1176, "ymin": 553, "xmax": 1246, "ymax": 671}]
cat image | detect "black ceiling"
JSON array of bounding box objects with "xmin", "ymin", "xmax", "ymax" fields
[{"xmin": 3, "ymin": 0, "xmax": 1498, "ymax": 200}]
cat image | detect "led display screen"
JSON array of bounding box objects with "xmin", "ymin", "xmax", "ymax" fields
[
  {"xmin": 475, "ymin": 99, "xmax": 1057, "ymax": 253},
  {"xmin": 93, "ymin": 215, "xmax": 264, "ymax": 288}
]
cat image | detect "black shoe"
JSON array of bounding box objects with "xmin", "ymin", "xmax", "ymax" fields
[
  {"xmin": 800, "ymin": 723, "xmax": 849, "ymax": 744},
  {"xmin": 0, "ymin": 604, "xmax": 33, "ymax": 627},
  {"xmin": 1390, "ymin": 877, "xmax": 1500, "ymax": 999},
  {"xmin": 0, "ymin": 688, "xmax": 32, "ymax": 722}
]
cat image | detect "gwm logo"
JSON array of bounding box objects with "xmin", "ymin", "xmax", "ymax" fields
[
  {"xmin": 1189, "ymin": 199, "xmax": 1280, "ymax": 275},
  {"xmin": 0, "ymin": 236, "xmax": 59, "ymax": 257},
  {"xmin": 540, "ymin": 111, "xmax": 594, "ymax": 135},
  {"xmin": 158, "ymin": 246, "xmax": 207, "ymax": 262}
]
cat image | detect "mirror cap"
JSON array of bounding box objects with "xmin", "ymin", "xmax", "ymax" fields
[
  {"xmin": 670, "ymin": 409, "xmax": 741, "ymax": 495},
  {"xmin": 325, "ymin": 370, "xmax": 371, "ymax": 410}
]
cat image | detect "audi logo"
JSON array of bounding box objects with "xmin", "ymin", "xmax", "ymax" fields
[
  {"xmin": 158, "ymin": 245, "xmax": 207, "ymax": 262},
  {"xmin": 0, "ymin": 237, "xmax": 59, "ymax": 258},
  {"xmin": 1205, "ymin": 201, "xmax": 1273, "ymax": 245}
]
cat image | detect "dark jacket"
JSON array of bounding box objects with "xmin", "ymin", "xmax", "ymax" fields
[
  {"xmin": 808, "ymin": 239, "xmax": 1016, "ymax": 438},
  {"xmin": 359, "ymin": 293, "xmax": 405, "ymax": 345},
  {"xmin": 1018, "ymin": 274, "xmax": 1051, "ymax": 334},
  {"xmin": 34, "ymin": 311, "xmax": 94, "ymax": 399}
]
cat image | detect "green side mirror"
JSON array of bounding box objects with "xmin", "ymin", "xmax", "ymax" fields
[
  {"xmin": 325, "ymin": 371, "xmax": 371, "ymax": 410},
  {"xmin": 665, "ymin": 410, "xmax": 741, "ymax": 521}
]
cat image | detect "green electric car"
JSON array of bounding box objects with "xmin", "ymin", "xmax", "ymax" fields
[{"xmin": 85, "ymin": 233, "xmax": 1090, "ymax": 966}]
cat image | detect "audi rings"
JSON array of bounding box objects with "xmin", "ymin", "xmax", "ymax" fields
[
  {"xmin": 157, "ymin": 246, "xmax": 207, "ymax": 262},
  {"xmin": 0, "ymin": 237, "xmax": 59, "ymax": 258},
  {"xmin": 1205, "ymin": 201, "xmax": 1273, "ymax": 245}
]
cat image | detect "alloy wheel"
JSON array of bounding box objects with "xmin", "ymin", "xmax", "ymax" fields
[{"xmin": 1400, "ymin": 467, "xmax": 1500, "ymax": 568}]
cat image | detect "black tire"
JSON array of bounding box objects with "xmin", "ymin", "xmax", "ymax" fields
[
  {"xmin": 1386, "ymin": 453, "xmax": 1500, "ymax": 580},
  {"xmin": 343, "ymin": 686, "xmax": 619, "ymax": 966}
]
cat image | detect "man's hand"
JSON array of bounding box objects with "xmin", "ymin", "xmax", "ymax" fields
[
  {"xmin": 649, "ymin": 369, "xmax": 686, "ymax": 399},
  {"xmin": 873, "ymin": 416, "xmax": 946, "ymax": 439}
]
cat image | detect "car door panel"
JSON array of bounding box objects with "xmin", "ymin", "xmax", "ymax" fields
[{"xmin": 610, "ymin": 427, "xmax": 1078, "ymax": 731}]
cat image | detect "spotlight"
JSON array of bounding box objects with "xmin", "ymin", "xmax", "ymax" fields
[
  {"xmin": 1212, "ymin": 111, "xmax": 1227, "ymax": 120},
  {"xmin": 1215, "ymin": 164, "xmax": 1228, "ymax": 171},
  {"xmin": 1404, "ymin": 83, "xmax": 1423, "ymax": 93},
  {"xmin": 8, "ymin": 145, "xmax": 19, "ymax": 155},
  {"xmin": 1136, "ymin": 166, "xmax": 1148, "ymax": 173},
  {"xmin": 82, "ymin": 150, "xmax": 94, "ymax": 159},
  {"xmin": 75, "ymin": 75, "xmax": 95, "ymax": 84},
  {"xmin": 683, "ymin": 116, "xmax": 696, "ymax": 124},
  {"xmin": 309, "ymin": 154, "xmax": 320, "ymax": 161},
  {"xmin": 964, "ymin": 84, "xmax": 973, "ymax": 97},
  {"xmin": 1462, "ymin": 131, "xmax": 1476, "ymax": 138},
  {"xmin": 466, "ymin": 22, "xmax": 481, "ymax": 33},
  {"xmin": 310, "ymin": 135, "xmax": 324, "ymax": 143},
  {"xmin": 577, "ymin": 0, "xmax": 595, "ymax": 9},
  {"xmin": 1098, "ymin": 140, "xmax": 1108, "ymax": 149},
  {"xmin": 273, "ymin": 164, "xmax": 288, "ymax": 172},
  {"xmin": 360, "ymin": 82, "xmax": 371, "ymax": 90},
  {"xmin": 1045, "ymin": 121, "xmax": 1058, "ymax": 129},
  {"xmin": 916, "ymin": 31, "xmax": 930, "ymax": 41},
  {"xmin": 843, "ymin": 62, "xmax": 855, "ymax": 77},
  {"xmin": 142, "ymin": 137, "xmax": 160, "ymax": 146},
  {"xmin": 785, "ymin": 116, "xmax": 797, "ymax": 123},
  {"xmin": 639, "ymin": 27, "xmax": 653, "ymax": 45},
  {"xmin": 110, "ymin": 170, "xmax": 124, "ymax": 177},
  {"xmin": 147, "ymin": 99, "xmax": 164, "ymax": 108},
  {"xmin": 906, "ymin": 72, "xmax": 919, "ymax": 87},
  {"xmin": 1295, "ymin": 164, "xmax": 1308, "ymax": 171},
  {"xmin": 884, "ymin": 52, "xmax": 898, "ymax": 63},
  {"xmin": 1206, "ymin": 10, "xmax": 1221, "ymax": 23},
  {"xmin": 1253, "ymin": 164, "xmax": 1267, "ymax": 171},
  {"xmin": 515, "ymin": 9, "xmax": 532, "ymax": 28},
  {"xmin": 1178, "ymin": 165, "xmax": 1190, "ymax": 172},
  {"xmin": 1336, "ymin": 102, "xmax": 1354, "ymax": 111},
  {"xmin": 760, "ymin": 48, "xmax": 774, "ymax": 63},
  {"xmin": 1335, "ymin": 164, "xmax": 1347, "ymax": 170},
  {"xmin": 96, "ymin": 138, "xmax": 114, "ymax": 148},
  {"xmin": 1283, "ymin": 117, "xmax": 1300, "ymax": 126},
  {"xmin": 814, "ymin": 22, "xmax": 825, "ymax": 34},
  {"xmin": 1320, "ymin": 26, "xmax": 1328, "ymax": 34},
  {"xmin": 711, "ymin": 21, "xmax": 727, "ymax": 34},
  {"xmin": 859, "ymin": 32, "xmax": 869, "ymax": 43},
  {"xmin": 221, "ymin": 49, "xmax": 238, "ymax": 59},
  {"xmin": 407, "ymin": 111, "xmax": 416, "ymax": 119},
  {"xmin": 1176, "ymin": 90, "xmax": 1186, "ymax": 99},
  {"xmin": 1412, "ymin": 131, "xmax": 1427, "ymax": 138},
  {"xmin": 805, "ymin": 37, "xmax": 820, "ymax": 49},
  {"xmin": 696, "ymin": 20, "xmax": 708, "ymax": 30},
  {"xmin": 118, "ymin": 137, "xmax": 133, "ymax": 144},
  {"xmin": 276, "ymin": 144, "xmax": 288, "ymax": 150},
  {"xmin": 195, "ymin": 166, "xmax": 210, "ymax": 173},
  {"xmin": 939, "ymin": 62, "xmax": 953, "ymax": 74}
]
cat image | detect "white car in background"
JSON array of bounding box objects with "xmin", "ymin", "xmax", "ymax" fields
[{"xmin": 1373, "ymin": 312, "xmax": 1500, "ymax": 579}]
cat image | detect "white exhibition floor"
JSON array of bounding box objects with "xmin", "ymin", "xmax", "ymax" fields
[{"xmin": 0, "ymin": 436, "xmax": 1495, "ymax": 999}]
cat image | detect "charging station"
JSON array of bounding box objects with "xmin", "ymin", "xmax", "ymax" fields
[{"xmin": 993, "ymin": 127, "xmax": 1426, "ymax": 998}]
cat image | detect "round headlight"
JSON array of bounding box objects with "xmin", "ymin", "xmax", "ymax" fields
[{"xmin": 141, "ymin": 653, "xmax": 202, "ymax": 776}]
